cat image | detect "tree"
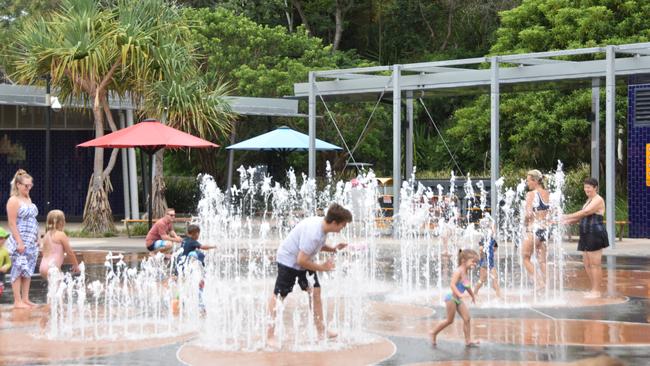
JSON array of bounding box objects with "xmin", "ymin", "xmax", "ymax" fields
[
  {"xmin": 10, "ymin": 0, "xmax": 232, "ymax": 233},
  {"xmin": 0, "ymin": 0, "xmax": 56, "ymax": 74},
  {"xmin": 430, "ymin": 0, "xmax": 650, "ymax": 177},
  {"xmin": 180, "ymin": 8, "xmax": 388, "ymax": 182}
]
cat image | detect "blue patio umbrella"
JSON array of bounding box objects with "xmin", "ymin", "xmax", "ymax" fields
[{"xmin": 226, "ymin": 126, "xmax": 342, "ymax": 152}]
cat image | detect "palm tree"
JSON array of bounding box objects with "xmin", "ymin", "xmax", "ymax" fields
[{"xmin": 10, "ymin": 0, "xmax": 232, "ymax": 234}]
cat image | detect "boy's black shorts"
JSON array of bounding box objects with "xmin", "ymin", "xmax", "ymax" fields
[{"xmin": 273, "ymin": 262, "xmax": 320, "ymax": 297}]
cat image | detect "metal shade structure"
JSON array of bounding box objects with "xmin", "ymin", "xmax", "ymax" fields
[
  {"xmin": 226, "ymin": 125, "xmax": 342, "ymax": 152},
  {"xmin": 293, "ymin": 41, "xmax": 650, "ymax": 245},
  {"xmin": 78, "ymin": 119, "xmax": 218, "ymax": 228}
]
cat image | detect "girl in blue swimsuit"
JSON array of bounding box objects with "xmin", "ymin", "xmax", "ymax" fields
[{"xmin": 430, "ymin": 249, "xmax": 479, "ymax": 347}]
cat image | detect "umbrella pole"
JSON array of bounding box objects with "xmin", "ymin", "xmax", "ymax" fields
[{"xmin": 148, "ymin": 151, "xmax": 154, "ymax": 230}]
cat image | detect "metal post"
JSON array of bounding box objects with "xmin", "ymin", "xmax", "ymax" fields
[
  {"xmin": 605, "ymin": 46, "xmax": 616, "ymax": 247},
  {"xmin": 119, "ymin": 111, "xmax": 131, "ymax": 219},
  {"xmin": 591, "ymin": 78, "xmax": 600, "ymax": 180},
  {"xmin": 490, "ymin": 57, "xmax": 500, "ymax": 217},
  {"xmin": 148, "ymin": 151, "xmax": 154, "ymax": 229},
  {"xmin": 392, "ymin": 65, "xmax": 402, "ymax": 217},
  {"xmin": 226, "ymin": 119, "xmax": 237, "ymax": 192},
  {"xmin": 140, "ymin": 148, "xmax": 148, "ymax": 220},
  {"xmin": 405, "ymin": 91, "xmax": 414, "ymax": 180},
  {"xmin": 308, "ymin": 71, "xmax": 316, "ymax": 180},
  {"xmin": 44, "ymin": 75, "xmax": 52, "ymax": 214},
  {"xmin": 126, "ymin": 109, "xmax": 139, "ymax": 219}
]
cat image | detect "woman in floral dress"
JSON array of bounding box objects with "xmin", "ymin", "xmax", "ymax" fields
[{"xmin": 6, "ymin": 169, "xmax": 39, "ymax": 309}]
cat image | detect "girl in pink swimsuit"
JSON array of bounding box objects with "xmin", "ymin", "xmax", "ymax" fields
[{"xmin": 39, "ymin": 210, "xmax": 79, "ymax": 280}]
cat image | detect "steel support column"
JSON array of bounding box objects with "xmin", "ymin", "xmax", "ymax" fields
[
  {"xmin": 605, "ymin": 46, "xmax": 616, "ymax": 247},
  {"xmin": 591, "ymin": 78, "xmax": 600, "ymax": 180},
  {"xmin": 126, "ymin": 109, "xmax": 139, "ymax": 219},
  {"xmin": 308, "ymin": 71, "xmax": 316, "ymax": 180},
  {"xmin": 392, "ymin": 65, "xmax": 402, "ymax": 218},
  {"xmin": 406, "ymin": 91, "xmax": 414, "ymax": 179},
  {"xmin": 226, "ymin": 128, "xmax": 236, "ymax": 192},
  {"xmin": 490, "ymin": 57, "xmax": 500, "ymax": 216},
  {"xmin": 119, "ymin": 111, "xmax": 131, "ymax": 219}
]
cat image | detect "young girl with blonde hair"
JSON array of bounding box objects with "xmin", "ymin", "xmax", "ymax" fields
[
  {"xmin": 430, "ymin": 248, "xmax": 480, "ymax": 347},
  {"xmin": 39, "ymin": 210, "xmax": 79, "ymax": 279}
]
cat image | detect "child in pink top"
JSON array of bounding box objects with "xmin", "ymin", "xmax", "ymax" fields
[{"xmin": 39, "ymin": 210, "xmax": 79, "ymax": 280}]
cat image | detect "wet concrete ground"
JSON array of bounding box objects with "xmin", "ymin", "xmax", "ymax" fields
[{"xmin": 1, "ymin": 248, "xmax": 649, "ymax": 365}]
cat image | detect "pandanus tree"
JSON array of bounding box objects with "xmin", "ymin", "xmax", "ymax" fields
[{"xmin": 10, "ymin": 0, "xmax": 233, "ymax": 234}]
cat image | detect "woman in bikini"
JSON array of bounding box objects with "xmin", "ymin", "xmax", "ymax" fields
[{"xmin": 522, "ymin": 169, "xmax": 551, "ymax": 291}]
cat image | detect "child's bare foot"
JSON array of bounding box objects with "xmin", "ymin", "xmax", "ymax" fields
[
  {"xmin": 266, "ymin": 336, "xmax": 279, "ymax": 349},
  {"xmin": 13, "ymin": 302, "xmax": 30, "ymax": 309},
  {"xmin": 24, "ymin": 300, "xmax": 37, "ymax": 307},
  {"xmin": 429, "ymin": 331, "xmax": 437, "ymax": 346},
  {"xmin": 465, "ymin": 340, "xmax": 480, "ymax": 348},
  {"xmin": 318, "ymin": 329, "xmax": 338, "ymax": 340}
]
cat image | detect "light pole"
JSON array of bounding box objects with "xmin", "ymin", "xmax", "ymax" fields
[
  {"xmin": 44, "ymin": 75, "xmax": 51, "ymax": 215},
  {"xmin": 44, "ymin": 75, "xmax": 61, "ymax": 215}
]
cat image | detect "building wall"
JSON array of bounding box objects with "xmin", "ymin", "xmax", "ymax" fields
[
  {"xmin": 0, "ymin": 130, "xmax": 125, "ymax": 221},
  {"xmin": 627, "ymin": 84, "xmax": 650, "ymax": 238}
]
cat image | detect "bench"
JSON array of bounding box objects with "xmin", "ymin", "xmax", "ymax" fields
[
  {"xmin": 611, "ymin": 220, "xmax": 629, "ymax": 242},
  {"xmin": 565, "ymin": 220, "xmax": 629, "ymax": 242},
  {"xmin": 121, "ymin": 217, "xmax": 192, "ymax": 238}
]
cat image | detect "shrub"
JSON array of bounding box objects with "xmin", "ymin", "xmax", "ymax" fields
[
  {"xmin": 165, "ymin": 176, "xmax": 201, "ymax": 214},
  {"xmin": 65, "ymin": 229, "xmax": 117, "ymax": 238}
]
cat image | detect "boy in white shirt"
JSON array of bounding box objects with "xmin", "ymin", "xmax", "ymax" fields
[{"xmin": 267, "ymin": 203, "xmax": 352, "ymax": 345}]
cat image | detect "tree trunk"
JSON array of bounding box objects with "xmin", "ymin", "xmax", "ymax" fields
[
  {"xmin": 290, "ymin": 0, "xmax": 312, "ymax": 35},
  {"xmin": 417, "ymin": 0, "xmax": 436, "ymax": 46},
  {"xmin": 152, "ymin": 150, "xmax": 168, "ymax": 219},
  {"xmin": 333, "ymin": 0, "xmax": 353, "ymax": 51},
  {"xmin": 81, "ymin": 93, "xmax": 117, "ymax": 234},
  {"xmin": 440, "ymin": 0, "xmax": 455, "ymax": 51},
  {"xmin": 333, "ymin": 2, "xmax": 344, "ymax": 51},
  {"xmin": 82, "ymin": 173, "xmax": 116, "ymax": 234},
  {"xmin": 283, "ymin": 0, "xmax": 294, "ymax": 32}
]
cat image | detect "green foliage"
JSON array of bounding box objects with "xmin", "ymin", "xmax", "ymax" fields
[
  {"xmin": 65, "ymin": 229, "xmax": 117, "ymax": 238},
  {"xmin": 179, "ymin": 8, "xmax": 383, "ymax": 182},
  {"xmin": 185, "ymin": 7, "xmax": 367, "ymax": 96},
  {"xmin": 492, "ymin": 0, "xmax": 650, "ymax": 53},
  {"xmin": 562, "ymin": 163, "xmax": 591, "ymax": 212},
  {"xmin": 430, "ymin": 0, "xmax": 648, "ymax": 178},
  {"xmin": 164, "ymin": 176, "xmax": 201, "ymax": 214},
  {"xmin": 124, "ymin": 223, "xmax": 149, "ymax": 237}
]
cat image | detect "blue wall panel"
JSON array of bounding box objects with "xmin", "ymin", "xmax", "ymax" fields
[
  {"xmin": 0, "ymin": 130, "xmax": 124, "ymax": 221},
  {"xmin": 627, "ymin": 84, "xmax": 650, "ymax": 238}
]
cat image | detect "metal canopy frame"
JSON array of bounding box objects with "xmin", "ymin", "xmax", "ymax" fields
[{"xmin": 294, "ymin": 41, "xmax": 650, "ymax": 245}]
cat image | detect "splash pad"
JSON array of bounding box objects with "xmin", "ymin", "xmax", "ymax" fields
[{"xmin": 42, "ymin": 162, "xmax": 576, "ymax": 353}]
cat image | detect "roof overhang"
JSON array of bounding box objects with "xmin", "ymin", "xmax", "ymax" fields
[
  {"xmin": 293, "ymin": 42, "xmax": 650, "ymax": 101},
  {"xmin": 0, "ymin": 84, "xmax": 305, "ymax": 117}
]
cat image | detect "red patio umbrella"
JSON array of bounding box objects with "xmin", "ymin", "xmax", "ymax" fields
[{"xmin": 78, "ymin": 119, "xmax": 219, "ymax": 228}]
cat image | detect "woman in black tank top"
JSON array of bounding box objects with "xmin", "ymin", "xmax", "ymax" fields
[{"xmin": 562, "ymin": 177, "xmax": 608, "ymax": 299}]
